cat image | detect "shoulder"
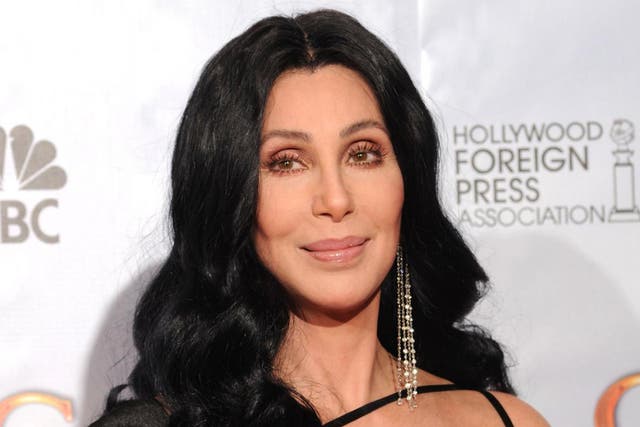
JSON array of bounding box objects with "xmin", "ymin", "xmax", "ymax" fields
[
  {"xmin": 88, "ymin": 399, "xmax": 169, "ymax": 427},
  {"xmin": 416, "ymin": 370, "xmax": 550, "ymax": 426},
  {"xmin": 489, "ymin": 391, "xmax": 550, "ymax": 427}
]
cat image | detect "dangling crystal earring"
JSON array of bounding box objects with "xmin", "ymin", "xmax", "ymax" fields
[{"xmin": 396, "ymin": 245, "xmax": 418, "ymax": 409}]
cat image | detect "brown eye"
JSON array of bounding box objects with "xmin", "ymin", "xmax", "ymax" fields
[
  {"xmin": 266, "ymin": 153, "xmax": 305, "ymax": 174},
  {"xmin": 354, "ymin": 152, "xmax": 368, "ymax": 161},
  {"xmin": 347, "ymin": 142, "xmax": 383, "ymax": 165},
  {"xmin": 278, "ymin": 159, "xmax": 295, "ymax": 169}
]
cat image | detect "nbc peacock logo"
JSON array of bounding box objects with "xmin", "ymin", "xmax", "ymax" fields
[{"xmin": 0, "ymin": 125, "xmax": 67, "ymax": 243}]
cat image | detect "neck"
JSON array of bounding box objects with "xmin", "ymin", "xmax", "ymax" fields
[{"xmin": 274, "ymin": 291, "xmax": 397, "ymax": 419}]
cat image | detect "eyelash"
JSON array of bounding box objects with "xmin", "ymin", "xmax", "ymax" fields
[
  {"xmin": 264, "ymin": 141, "xmax": 385, "ymax": 175},
  {"xmin": 348, "ymin": 142, "xmax": 385, "ymax": 166}
]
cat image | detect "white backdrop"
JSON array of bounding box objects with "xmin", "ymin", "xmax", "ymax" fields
[{"xmin": 1, "ymin": 1, "xmax": 638, "ymax": 426}]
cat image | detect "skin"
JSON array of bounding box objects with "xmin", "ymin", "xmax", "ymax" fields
[
  {"xmin": 254, "ymin": 65, "xmax": 549, "ymax": 426},
  {"xmin": 255, "ymin": 65, "xmax": 403, "ymax": 321}
]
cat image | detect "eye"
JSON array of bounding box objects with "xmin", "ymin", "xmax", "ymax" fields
[
  {"xmin": 265, "ymin": 152, "xmax": 306, "ymax": 174},
  {"xmin": 347, "ymin": 141, "xmax": 384, "ymax": 166}
]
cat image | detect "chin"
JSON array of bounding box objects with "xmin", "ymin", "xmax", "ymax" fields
[{"xmin": 292, "ymin": 286, "xmax": 382, "ymax": 322}]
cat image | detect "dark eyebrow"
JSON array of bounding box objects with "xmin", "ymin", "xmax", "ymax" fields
[
  {"xmin": 339, "ymin": 119, "xmax": 388, "ymax": 138},
  {"xmin": 261, "ymin": 119, "xmax": 388, "ymax": 144},
  {"xmin": 261, "ymin": 129, "xmax": 311, "ymax": 144}
]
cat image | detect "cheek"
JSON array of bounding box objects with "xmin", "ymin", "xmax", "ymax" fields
[
  {"xmin": 385, "ymin": 175, "xmax": 404, "ymax": 225},
  {"xmin": 359, "ymin": 166, "xmax": 404, "ymax": 229},
  {"xmin": 254, "ymin": 179, "xmax": 302, "ymax": 261}
]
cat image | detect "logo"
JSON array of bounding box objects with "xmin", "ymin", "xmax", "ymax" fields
[
  {"xmin": 609, "ymin": 119, "xmax": 639, "ymax": 222},
  {"xmin": 595, "ymin": 373, "xmax": 640, "ymax": 427},
  {"xmin": 449, "ymin": 119, "xmax": 639, "ymax": 228},
  {"xmin": 0, "ymin": 392, "xmax": 73, "ymax": 426},
  {"xmin": 0, "ymin": 125, "xmax": 67, "ymax": 243}
]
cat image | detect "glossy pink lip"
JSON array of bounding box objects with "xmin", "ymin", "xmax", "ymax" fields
[
  {"xmin": 302, "ymin": 236, "xmax": 369, "ymax": 263},
  {"xmin": 303, "ymin": 236, "xmax": 368, "ymax": 251}
]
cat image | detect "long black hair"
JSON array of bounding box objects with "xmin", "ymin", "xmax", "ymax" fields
[{"xmin": 117, "ymin": 9, "xmax": 513, "ymax": 426}]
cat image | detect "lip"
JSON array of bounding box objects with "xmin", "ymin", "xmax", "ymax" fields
[{"xmin": 302, "ymin": 236, "xmax": 369, "ymax": 263}]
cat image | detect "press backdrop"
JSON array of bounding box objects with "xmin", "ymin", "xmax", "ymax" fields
[{"xmin": 1, "ymin": 1, "xmax": 638, "ymax": 426}]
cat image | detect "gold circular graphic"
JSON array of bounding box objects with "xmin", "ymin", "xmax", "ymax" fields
[
  {"xmin": 595, "ymin": 373, "xmax": 640, "ymax": 427},
  {"xmin": 0, "ymin": 392, "xmax": 72, "ymax": 425}
]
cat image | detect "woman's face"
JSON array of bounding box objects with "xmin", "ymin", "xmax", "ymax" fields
[{"xmin": 255, "ymin": 65, "xmax": 404, "ymax": 318}]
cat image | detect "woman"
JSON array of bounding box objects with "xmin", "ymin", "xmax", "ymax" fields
[{"xmin": 92, "ymin": 9, "xmax": 548, "ymax": 426}]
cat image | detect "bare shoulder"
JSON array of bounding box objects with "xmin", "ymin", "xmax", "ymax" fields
[
  {"xmin": 490, "ymin": 392, "xmax": 550, "ymax": 427},
  {"xmin": 415, "ymin": 370, "xmax": 550, "ymax": 426}
]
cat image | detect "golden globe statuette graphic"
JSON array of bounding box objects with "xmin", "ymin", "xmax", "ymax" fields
[
  {"xmin": 595, "ymin": 373, "xmax": 640, "ymax": 427},
  {"xmin": 609, "ymin": 119, "xmax": 640, "ymax": 222},
  {"xmin": 0, "ymin": 392, "xmax": 73, "ymax": 425}
]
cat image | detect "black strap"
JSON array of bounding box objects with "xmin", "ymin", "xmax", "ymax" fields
[
  {"xmin": 478, "ymin": 390, "xmax": 515, "ymax": 427},
  {"xmin": 322, "ymin": 384, "xmax": 513, "ymax": 427}
]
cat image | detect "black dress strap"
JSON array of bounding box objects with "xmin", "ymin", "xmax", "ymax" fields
[
  {"xmin": 322, "ymin": 384, "xmax": 514, "ymax": 427},
  {"xmin": 478, "ymin": 390, "xmax": 515, "ymax": 427}
]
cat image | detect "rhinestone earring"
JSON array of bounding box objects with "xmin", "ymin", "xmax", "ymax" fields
[{"xmin": 396, "ymin": 245, "xmax": 418, "ymax": 409}]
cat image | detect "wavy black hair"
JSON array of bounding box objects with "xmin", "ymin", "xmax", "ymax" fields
[{"xmin": 109, "ymin": 8, "xmax": 513, "ymax": 426}]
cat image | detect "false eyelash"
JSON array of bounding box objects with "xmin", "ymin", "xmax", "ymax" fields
[
  {"xmin": 263, "ymin": 152, "xmax": 305, "ymax": 175},
  {"xmin": 347, "ymin": 141, "xmax": 386, "ymax": 165},
  {"xmin": 262, "ymin": 141, "xmax": 388, "ymax": 175}
]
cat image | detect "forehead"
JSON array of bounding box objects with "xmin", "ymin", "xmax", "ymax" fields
[{"xmin": 262, "ymin": 65, "xmax": 384, "ymax": 132}]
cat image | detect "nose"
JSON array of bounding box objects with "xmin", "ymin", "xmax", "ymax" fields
[{"xmin": 311, "ymin": 166, "xmax": 354, "ymax": 222}]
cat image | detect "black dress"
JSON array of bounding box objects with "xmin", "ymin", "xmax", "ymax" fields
[
  {"xmin": 88, "ymin": 399, "xmax": 168, "ymax": 427},
  {"xmin": 89, "ymin": 385, "xmax": 514, "ymax": 426}
]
